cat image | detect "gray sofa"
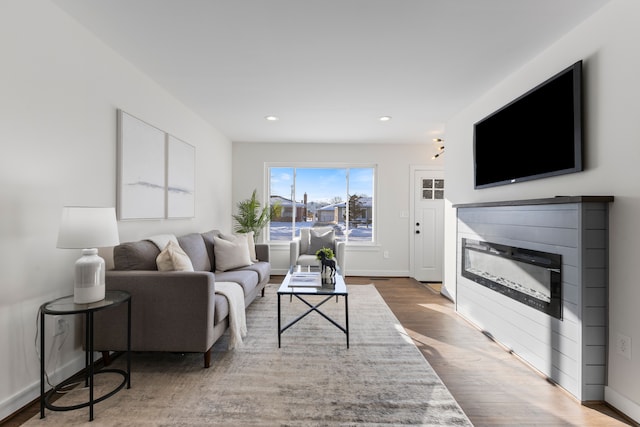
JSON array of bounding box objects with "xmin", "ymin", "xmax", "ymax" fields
[{"xmin": 93, "ymin": 230, "xmax": 270, "ymax": 368}]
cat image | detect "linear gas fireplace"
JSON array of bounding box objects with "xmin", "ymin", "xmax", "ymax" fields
[{"xmin": 461, "ymin": 238, "xmax": 562, "ymax": 319}]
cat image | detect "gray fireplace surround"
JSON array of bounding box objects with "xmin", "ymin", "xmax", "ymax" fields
[{"xmin": 454, "ymin": 196, "xmax": 613, "ymax": 402}]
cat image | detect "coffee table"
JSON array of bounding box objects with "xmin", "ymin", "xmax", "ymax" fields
[{"xmin": 277, "ymin": 265, "xmax": 349, "ymax": 348}]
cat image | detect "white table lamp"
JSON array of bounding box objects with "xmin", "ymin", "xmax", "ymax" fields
[{"xmin": 56, "ymin": 207, "xmax": 120, "ymax": 303}]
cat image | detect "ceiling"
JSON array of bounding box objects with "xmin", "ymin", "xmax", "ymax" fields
[{"xmin": 52, "ymin": 0, "xmax": 609, "ymax": 145}]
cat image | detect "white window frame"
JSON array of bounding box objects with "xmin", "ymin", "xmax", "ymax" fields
[{"xmin": 264, "ymin": 162, "xmax": 377, "ymax": 245}]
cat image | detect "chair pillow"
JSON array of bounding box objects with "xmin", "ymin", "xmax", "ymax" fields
[
  {"xmin": 213, "ymin": 233, "xmax": 253, "ymax": 272},
  {"xmin": 307, "ymin": 228, "xmax": 335, "ymax": 255},
  {"xmin": 156, "ymin": 240, "xmax": 195, "ymax": 272}
]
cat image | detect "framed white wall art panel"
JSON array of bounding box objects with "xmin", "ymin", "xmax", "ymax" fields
[
  {"xmin": 167, "ymin": 135, "xmax": 195, "ymax": 218},
  {"xmin": 117, "ymin": 110, "xmax": 166, "ymax": 220}
]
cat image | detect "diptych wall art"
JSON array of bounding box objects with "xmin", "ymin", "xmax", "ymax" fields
[
  {"xmin": 117, "ymin": 110, "xmax": 195, "ymax": 220},
  {"xmin": 167, "ymin": 135, "xmax": 195, "ymax": 218}
]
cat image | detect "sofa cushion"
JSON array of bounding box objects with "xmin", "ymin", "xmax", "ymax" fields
[
  {"xmin": 201, "ymin": 230, "xmax": 216, "ymax": 271},
  {"xmin": 296, "ymin": 254, "xmax": 321, "ymax": 267},
  {"xmin": 214, "ymin": 270, "xmax": 258, "ymax": 299},
  {"xmin": 236, "ymin": 261, "xmax": 271, "ymax": 285},
  {"xmin": 307, "ymin": 228, "xmax": 335, "ymax": 255},
  {"xmin": 213, "ymin": 233, "xmax": 252, "ymax": 272},
  {"xmin": 113, "ymin": 240, "xmax": 160, "ymax": 271},
  {"xmin": 178, "ymin": 233, "xmax": 211, "ymax": 271},
  {"xmin": 156, "ymin": 240, "xmax": 195, "ymax": 272}
]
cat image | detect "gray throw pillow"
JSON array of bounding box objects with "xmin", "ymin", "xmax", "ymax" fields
[
  {"xmin": 307, "ymin": 229, "xmax": 335, "ymax": 255},
  {"xmin": 113, "ymin": 240, "xmax": 160, "ymax": 270}
]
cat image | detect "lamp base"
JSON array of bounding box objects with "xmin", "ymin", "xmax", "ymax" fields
[
  {"xmin": 74, "ymin": 248, "xmax": 106, "ymax": 304},
  {"xmin": 74, "ymin": 284, "xmax": 106, "ymax": 304}
]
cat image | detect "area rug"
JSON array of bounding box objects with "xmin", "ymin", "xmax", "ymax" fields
[{"xmin": 27, "ymin": 284, "xmax": 472, "ymax": 426}]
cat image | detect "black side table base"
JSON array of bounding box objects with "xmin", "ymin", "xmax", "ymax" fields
[
  {"xmin": 39, "ymin": 291, "xmax": 131, "ymax": 422},
  {"xmin": 43, "ymin": 368, "xmax": 129, "ymax": 413}
]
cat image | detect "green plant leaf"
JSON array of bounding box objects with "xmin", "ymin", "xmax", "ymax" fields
[
  {"xmin": 315, "ymin": 247, "xmax": 335, "ymax": 260},
  {"xmin": 233, "ymin": 189, "xmax": 280, "ymax": 239}
]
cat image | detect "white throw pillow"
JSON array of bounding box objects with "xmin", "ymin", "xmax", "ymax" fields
[
  {"xmin": 236, "ymin": 231, "xmax": 258, "ymax": 263},
  {"xmin": 213, "ymin": 233, "xmax": 253, "ymax": 272},
  {"xmin": 156, "ymin": 240, "xmax": 194, "ymax": 272}
]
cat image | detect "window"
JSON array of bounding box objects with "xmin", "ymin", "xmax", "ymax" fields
[
  {"xmin": 268, "ymin": 165, "xmax": 375, "ymax": 242},
  {"xmin": 421, "ymin": 178, "xmax": 445, "ymax": 200}
]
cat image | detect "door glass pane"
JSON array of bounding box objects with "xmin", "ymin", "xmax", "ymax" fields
[{"xmin": 421, "ymin": 178, "xmax": 444, "ymax": 200}]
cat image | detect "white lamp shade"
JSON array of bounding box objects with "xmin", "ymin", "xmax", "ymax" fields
[
  {"xmin": 57, "ymin": 207, "xmax": 120, "ymax": 249},
  {"xmin": 57, "ymin": 207, "xmax": 120, "ymax": 303}
]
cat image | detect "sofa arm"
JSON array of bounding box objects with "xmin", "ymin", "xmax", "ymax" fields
[
  {"xmin": 94, "ymin": 270, "xmax": 216, "ymax": 354},
  {"xmin": 255, "ymin": 243, "xmax": 270, "ymax": 262}
]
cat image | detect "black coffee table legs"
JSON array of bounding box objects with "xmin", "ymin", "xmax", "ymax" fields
[{"xmin": 277, "ymin": 293, "xmax": 349, "ymax": 348}]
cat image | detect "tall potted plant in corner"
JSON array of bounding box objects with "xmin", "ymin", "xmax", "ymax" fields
[{"xmin": 233, "ymin": 189, "xmax": 281, "ymax": 239}]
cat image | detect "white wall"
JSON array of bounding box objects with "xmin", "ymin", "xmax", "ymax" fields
[
  {"xmin": 0, "ymin": 0, "xmax": 232, "ymax": 420},
  {"xmin": 232, "ymin": 142, "xmax": 442, "ymax": 276},
  {"xmin": 444, "ymin": 0, "xmax": 640, "ymax": 420},
  {"xmin": 7, "ymin": 0, "xmax": 637, "ymax": 421}
]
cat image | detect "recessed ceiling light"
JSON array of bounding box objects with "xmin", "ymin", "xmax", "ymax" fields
[
  {"xmin": 265, "ymin": 115, "xmax": 279, "ymax": 121},
  {"xmin": 379, "ymin": 116, "xmax": 392, "ymax": 122}
]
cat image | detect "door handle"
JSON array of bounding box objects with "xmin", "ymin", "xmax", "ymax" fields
[{"xmin": 415, "ymin": 230, "xmax": 420, "ymax": 234}]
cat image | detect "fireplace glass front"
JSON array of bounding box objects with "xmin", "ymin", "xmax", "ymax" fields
[{"xmin": 461, "ymin": 239, "xmax": 562, "ymax": 319}]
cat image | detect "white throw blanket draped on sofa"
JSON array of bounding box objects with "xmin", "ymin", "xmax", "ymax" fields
[
  {"xmin": 215, "ymin": 282, "xmax": 247, "ymax": 350},
  {"xmin": 147, "ymin": 234, "xmax": 178, "ymax": 250}
]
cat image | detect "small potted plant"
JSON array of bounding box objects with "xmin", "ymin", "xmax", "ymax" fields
[
  {"xmin": 233, "ymin": 189, "xmax": 281, "ymax": 239},
  {"xmin": 316, "ymin": 247, "xmax": 336, "ymax": 283},
  {"xmin": 315, "ymin": 247, "xmax": 335, "ymax": 261}
]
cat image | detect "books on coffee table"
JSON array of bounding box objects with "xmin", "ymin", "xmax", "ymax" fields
[{"xmin": 289, "ymin": 272, "xmax": 322, "ymax": 287}]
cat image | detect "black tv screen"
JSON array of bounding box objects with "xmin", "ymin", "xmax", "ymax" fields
[{"xmin": 474, "ymin": 61, "xmax": 583, "ymax": 189}]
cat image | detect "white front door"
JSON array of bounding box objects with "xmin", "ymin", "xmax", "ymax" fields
[{"xmin": 412, "ymin": 170, "xmax": 444, "ymax": 282}]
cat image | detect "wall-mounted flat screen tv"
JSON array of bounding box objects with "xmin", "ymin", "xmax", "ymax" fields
[{"xmin": 474, "ymin": 60, "xmax": 583, "ymax": 189}]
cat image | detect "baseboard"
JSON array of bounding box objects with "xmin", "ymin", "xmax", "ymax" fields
[
  {"xmin": 605, "ymin": 386, "xmax": 640, "ymax": 424},
  {"xmin": 0, "ymin": 352, "xmax": 87, "ymax": 422}
]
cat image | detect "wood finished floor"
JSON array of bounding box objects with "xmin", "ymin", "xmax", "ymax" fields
[
  {"xmin": 5, "ymin": 276, "xmax": 637, "ymax": 426},
  {"xmin": 349, "ymin": 276, "xmax": 637, "ymax": 427}
]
